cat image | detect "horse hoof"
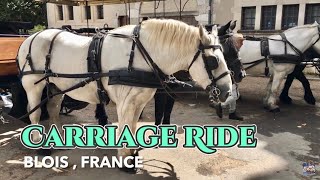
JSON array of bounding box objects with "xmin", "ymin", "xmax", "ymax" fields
[
  {"xmin": 269, "ymin": 108, "xmax": 280, "ymax": 113},
  {"xmin": 36, "ymin": 149, "xmax": 52, "ymax": 156},
  {"xmin": 118, "ymin": 167, "xmax": 137, "ymax": 174},
  {"xmin": 279, "ymin": 94, "xmax": 292, "ymax": 105},
  {"xmin": 98, "ymin": 119, "xmax": 111, "ymax": 126},
  {"xmin": 304, "ymin": 95, "xmax": 316, "ymax": 105},
  {"xmin": 209, "ymin": 102, "xmax": 223, "ymax": 118}
]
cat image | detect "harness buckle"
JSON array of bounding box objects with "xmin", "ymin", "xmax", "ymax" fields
[{"xmin": 26, "ymin": 53, "xmax": 31, "ymax": 60}]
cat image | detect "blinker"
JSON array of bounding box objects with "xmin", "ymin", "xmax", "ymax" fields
[{"xmin": 206, "ymin": 55, "xmax": 219, "ymax": 70}]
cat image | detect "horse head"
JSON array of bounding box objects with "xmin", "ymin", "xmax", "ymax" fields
[
  {"xmin": 220, "ymin": 33, "xmax": 245, "ymax": 83},
  {"xmin": 191, "ymin": 25, "xmax": 232, "ymax": 99},
  {"xmin": 207, "ymin": 21, "xmax": 245, "ymax": 83},
  {"xmin": 141, "ymin": 19, "xmax": 232, "ymax": 99}
]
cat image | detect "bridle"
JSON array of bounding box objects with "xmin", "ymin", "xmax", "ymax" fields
[{"xmin": 188, "ymin": 40, "xmax": 230, "ymax": 97}]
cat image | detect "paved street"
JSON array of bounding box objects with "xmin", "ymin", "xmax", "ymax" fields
[{"xmin": 0, "ymin": 76, "xmax": 319, "ymax": 180}]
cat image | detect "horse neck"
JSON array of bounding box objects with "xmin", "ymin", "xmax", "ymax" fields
[
  {"xmin": 271, "ymin": 27, "xmax": 318, "ymax": 53},
  {"xmin": 139, "ymin": 28, "xmax": 199, "ymax": 75},
  {"xmin": 239, "ymin": 40, "xmax": 264, "ymax": 64}
]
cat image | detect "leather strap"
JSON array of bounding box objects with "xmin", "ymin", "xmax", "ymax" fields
[
  {"xmin": 128, "ymin": 26, "xmax": 140, "ymax": 71},
  {"xmin": 280, "ymin": 33, "xmax": 303, "ymax": 57},
  {"xmin": 45, "ymin": 31, "xmax": 65, "ymax": 74},
  {"xmin": 22, "ymin": 30, "xmax": 43, "ymax": 72}
]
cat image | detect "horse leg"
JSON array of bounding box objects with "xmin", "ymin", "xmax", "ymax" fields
[
  {"xmin": 95, "ymin": 104, "xmax": 109, "ymax": 125},
  {"xmin": 263, "ymin": 74, "xmax": 273, "ymax": 108},
  {"xmin": 267, "ymin": 72, "xmax": 286, "ymax": 112},
  {"xmin": 37, "ymin": 92, "xmax": 64, "ymax": 156},
  {"xmin": 22, "ymin": 76, "xmax": 46, "ymax": 142},
  {"xmin": 295, "ymin": 70, "xmax": 316, "ymax": 105},
  {"xmin": 116, "ymin": 104, "xmax": 140, "ymax": 173},
  {"xmin": 115, "ymin": 88, "xmax": 155, "ymax": 172},
  {"xmin": 163, "ymin": 95, "xmax": 175, "ymax": 125},
  {"xmin": 47, "ymin": 94, "xmax": 64, "ymax": 130},
  {"xmin": 279, "ymin": 72, "xmax": 295, "ymax": 104},
  {"xmin": 154, "ymin": 92, "xmax": 165, "ymax": 125}
]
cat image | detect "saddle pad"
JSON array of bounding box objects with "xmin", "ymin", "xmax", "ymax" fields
[
  {"xmin": 108, "ymin": 69, "xmax": 163, "ymax": 88},
  {"xmin": 270, "ymin": 54, "xmax": 301, "ymax": 64}
]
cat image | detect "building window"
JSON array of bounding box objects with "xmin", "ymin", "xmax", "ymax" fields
[
  {"xmin": 84, "ymin": 6, "xmax": 91, "ymax": 20},
  {"xmin": 97, "ymin": 5, "xmax": 104, "ymax": 19},
  {"xmin": 305, "ymin": 3, "xmax": 320, "ymax": 24},
  {"xmin": 261, "ymin": 6, "xmax": 277, "ymax": 30},
  {"xmin": 282, "ymin": 5, "xmax": 299, "ymax": 30},
  {"xmin": 241, "ymin": 7, "xmax": 256, "ymax": 30},
  {"xmin": 68, "ymin": 6, "xmax": 74, "ymax": 20},
  {"xmin": 118, "ymin": 16, "xmax": 129, "ymax": 26},
  {"xmin": 57, "ymin": 5, "xmax": 63, "ymax": 20}
]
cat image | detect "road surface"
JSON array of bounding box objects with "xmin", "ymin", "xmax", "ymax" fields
[{"xmin": 0, "ymin": 76, "xmax": 319, "ymax": 180}]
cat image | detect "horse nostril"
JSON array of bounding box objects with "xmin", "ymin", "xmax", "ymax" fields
[{"xmin": 225, "ymin": 92, "xmax": 230, "ymax": 99}]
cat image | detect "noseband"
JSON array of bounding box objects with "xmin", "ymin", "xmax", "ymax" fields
[{"xmin": 188, "ymin": 42, "xmax": 230, "ymax": 91}]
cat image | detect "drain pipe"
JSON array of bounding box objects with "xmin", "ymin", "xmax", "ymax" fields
[{"xmin": 208, "ymin": 0, "xmax": 212, "ymax": 24}]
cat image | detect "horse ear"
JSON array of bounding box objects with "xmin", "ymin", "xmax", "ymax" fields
[
  {"xmin": 211, "ymin": 25, "xmax": 218, "ymax": 37},
  {"xmin": 229, "ymin": 20, "xmax": 237, "ymax": 31},
  {"xmin": 218, "ymin": 21, "xmax": 231, "ymax": 36},
  {"xmin": 199, "ymin": 25, "xmax": 210, "ymax": 44}
]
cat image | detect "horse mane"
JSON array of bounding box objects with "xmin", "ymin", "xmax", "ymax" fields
[
  {"xmin": 285, "ymin": 23, "xmax": 318, "ymax": 32},
  {"xmin": 141, "ymin": 19, "xmax": 202, "ymax": 58},
  {"xmin": 222, "ymin": 37, "xmax": 237, "ymax": 56}
]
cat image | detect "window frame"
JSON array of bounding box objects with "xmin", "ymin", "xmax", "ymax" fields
[
  {"xmin": 281, "ymin": 4, "xmax": 299, "ymax": 30},
  {"xmin": 241, "ymin": 6, "xmax": 256, "ymax": 30},
  {"xmin": 57, "ymin": 5, "xmax": 64, "ymax": 21},
  {"xmin": 261, "ymin": 5, "xmax": 277, "ymax": 30},
  {"xmin": 305, "ymin": 3, "xmax": 320, "ymax": 24},
  {"xmin": 96, "ymin": 5, "xmax": 104, "ymax": 20},
  {"xmin": 67, "ymin": 6, "xmax": 74, "ymax": 20}
]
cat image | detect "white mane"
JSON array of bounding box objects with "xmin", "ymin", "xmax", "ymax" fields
[
  {"xmin": 284, "ymin": 22, "xmax": 319, "ymax": 32},
  {"xmin": 141, "ymin": 19, "xmax": 206, "ymax": 60}
]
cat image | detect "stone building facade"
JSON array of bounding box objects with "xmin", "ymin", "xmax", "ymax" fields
[
  {"xmin": 233, "ymin": 0, "xmax": 320, "ymax": 35},
  {"xmin": 46, "ymin": 0, "xmax": 235, "ymax": 29},
  {"xmin": 46, "ymin": 0, "xmax": 320, "ymax": 31}
]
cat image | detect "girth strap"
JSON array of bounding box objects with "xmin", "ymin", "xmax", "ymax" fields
[{"xmin": 86, "ymin": 33, "xmax": 109, "ymax": 103}]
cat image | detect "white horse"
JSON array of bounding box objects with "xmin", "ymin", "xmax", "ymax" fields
[
  {"xmin": 17, "ymin": 19, "xmax": 232, "ymax": 164},
  {"xmin": 239, "ymin": 22, "xmax": 320, "ymax": 111}
]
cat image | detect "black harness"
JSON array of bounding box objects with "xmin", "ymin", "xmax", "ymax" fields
[
  {"xmin": 243, "ymin": 25, "xmax": 320, "ymax": 75},
  {"xmin": 17, "ymin": 25, "xmax": 228, "ymax": 119},
  {"xmin": 87, "ymin": 33, "xmax": 109, "ymax": 103}
]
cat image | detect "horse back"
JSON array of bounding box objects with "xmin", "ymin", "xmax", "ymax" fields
[{"xmin": 18, "ymin": 29, "xmax": 92, "ymax": 74}]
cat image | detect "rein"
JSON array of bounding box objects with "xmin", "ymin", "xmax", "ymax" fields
[{"xmin": 18, "ymin": 25, "xmax": 229, "ymax": 119}]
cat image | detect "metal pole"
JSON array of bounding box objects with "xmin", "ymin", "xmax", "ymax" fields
[
  {"xmin": 124, "ymin": 1, "xmax": 128, "ymax": 25},
  {"xmin": 163, "ymin": 0, "xmax": 165, "ymax": 17},
  {"xmin": 86, "ymin": 0, "xmax": 89, "ymax": 36},
  {"xmin": 154, "ymin": 0, "xmax": 157, "ymax": 18},
  {"xmin": 128, "ymin": 0, "xmax": 131, "ymax": 24},
  {"xmin": 179, "ymin": 0, "xmax": 182, "ymax": 20},
  {"xmin": 208, "ymin": 0, "xmax": 212, "ymax": 24}
]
